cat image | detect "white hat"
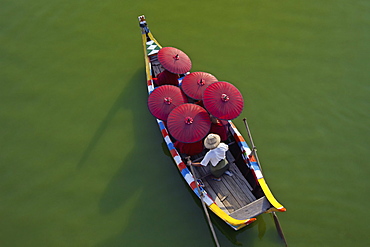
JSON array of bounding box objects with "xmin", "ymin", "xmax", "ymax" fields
[{"xmin": 204, "ymin": 133, "xmax": 221, "ymax": 149}]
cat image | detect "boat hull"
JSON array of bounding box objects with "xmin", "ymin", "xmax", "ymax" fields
[{"xmin": 138, "ymin": 15, "xmax": 285, "ymax": 230}]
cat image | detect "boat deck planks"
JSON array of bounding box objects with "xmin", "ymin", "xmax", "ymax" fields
[
  {"xmin": 149, "ymin": 55, "xmax": 163, "ymax": 77},
  {"xmin": 193, "ymin": 150, "xmax": 257, "ymax": 214}
]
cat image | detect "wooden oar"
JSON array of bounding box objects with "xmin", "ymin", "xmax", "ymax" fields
[
  {"xmin": 242, "ymin": 118, "xmax": 288, "ymax": 247},
  {"xmin": 186, "ymin": 157, "xmax": 221, "ymax": 247}
]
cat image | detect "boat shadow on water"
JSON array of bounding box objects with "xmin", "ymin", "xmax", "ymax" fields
[
  {"xmin": 77, "ymin": 69, "xmax": 147, "ymax": 170},
  {"xmin": 95, "ymin": 70, "xmax": 154, "ymax": 215},
  {"xmin": 79, "ymin": 69, "xmax": 201, "ymax": 246},
  {"xmin": 77, "ymin": 69, "xmax": 153, "ymax": 214}
]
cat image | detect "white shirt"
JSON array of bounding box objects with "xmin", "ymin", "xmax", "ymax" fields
[{"xmin": 201, "ymin": 143, "xmax": 229, "ymax": 167}]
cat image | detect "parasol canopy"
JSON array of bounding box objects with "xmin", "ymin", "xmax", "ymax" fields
[
  {"xmin": 157, "ymin": 47, "xmax": 192, "ymax": 74},
  {"xmin": 147, "ymin": 85, "xmax": 188, "ymax": 121},
  {"xmin": 167, "ymin": 103, "xmax": 211, "ymax": 143},
  {"xmin": 181, "ymin": 72, "xmax": 218, "ymax": 100},
  {"xmin": 203, "ymin": 81, "xmax": 244, "ymax": 120}
]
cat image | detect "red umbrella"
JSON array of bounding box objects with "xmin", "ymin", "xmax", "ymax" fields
[
  {"xmin": 167, "ymin": 103, "xmax": 211, "ymax": 143},
  {"xmin": 181, "ymin": 72, "xmax": 218, "ymax": 100},
  {"xmin": 157, "ymin": 47, "xmax": 192, "ymax": 74},
  {"xmin": 147, "ymin": 85, "xmax": 188, "ymax": 120},
  {"xmin": 203, "ymin": 81, "xmax": 244, "ymax": 120}
]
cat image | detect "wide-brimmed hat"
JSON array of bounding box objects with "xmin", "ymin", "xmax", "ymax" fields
[{"xmin": 204, "ymin": 133, "xmax": 221, "ymax": 149}]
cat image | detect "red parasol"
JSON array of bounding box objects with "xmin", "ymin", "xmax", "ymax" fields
[
  {"xmin": 181, "ymin": 72, "xmax": 218, "ymax": 100},
  {"xmin": 147, "ymin": 85, "xmax": 188, "ymax": 121},
  {"xmin": 157, "ymin": 47, "xmax": 192, "ymax": 74},
  {"xmin": 203, "ymin": 81, "xmax": 244, "ymax": 120},
  {"xmin": 167, "ymin": 103, "xmax": 211, "ymax": 143},
  {"xmin": 156, "ymin": 69, "xmax": 179, "ymax": 86}
]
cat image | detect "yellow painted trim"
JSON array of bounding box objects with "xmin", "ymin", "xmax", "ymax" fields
[
  {"xmin": 258, "ymin": 178, "xmax": 286, "ymax": 211},
  {"xmin": 209, "ymin": 203, "xmax": 255, "ymax": 227},
  {"xmin": 148, "ymin": 32, "xmax": 162, "ymax": 49},
  {"xmin": 141, "ymin": 34, "xmax": 152, "ymax": 83}
]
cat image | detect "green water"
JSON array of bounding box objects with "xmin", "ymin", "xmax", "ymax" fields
[{"xmin": 1, "ymin": 1, "xmax": 369, "ymax": 246}]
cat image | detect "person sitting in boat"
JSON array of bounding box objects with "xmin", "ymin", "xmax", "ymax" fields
[
  {"xmin": 187, "ymin": 133, "xmax": 232, "ymax": 181},
  {"xmin": 210, "ymin": 115, "xmax": 229, "ymax": 142},
  {"xmin": 174, "ymin": 140, "xmax": 203, "ymax": 156}
]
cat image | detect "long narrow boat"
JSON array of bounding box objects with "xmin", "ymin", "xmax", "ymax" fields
[{"xmin": 138, "ymin": 15, "xmax": 285, "ymax": 231}]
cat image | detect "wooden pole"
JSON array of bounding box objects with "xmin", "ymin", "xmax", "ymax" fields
[
  {"xmin": 242, "ymin": 118, "xmax": 288, "ymax": 246},
  {"xmin": 186, "ymin": 157, "xmax": 220, "ymax": 247}
]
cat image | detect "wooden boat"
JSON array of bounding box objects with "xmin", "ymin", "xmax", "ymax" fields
[{"xmin": 138, "ymin": 15, "xmax": 286, "ymax": 231}]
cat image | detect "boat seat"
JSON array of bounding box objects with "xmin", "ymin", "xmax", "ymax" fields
[{"xmin": 229, "ymin": 196, "xmax": 270, "ymax": 220}]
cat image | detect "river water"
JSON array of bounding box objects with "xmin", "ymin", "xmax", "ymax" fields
[{"xmin": 1, "ymin": 1, "xmax": 369, "ymax": 246}]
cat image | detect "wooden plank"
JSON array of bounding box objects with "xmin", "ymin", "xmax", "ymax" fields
[
  {"xmin": 192, "ymin": 167, "xmax": 230, "ymax": 212},
  {"xmin": 214, "ymin": 191, "xmax": 235, "ymax": 213},
  {"xmin": 226, "ymin": 151, "xmax": 256, "ymax": 202},
  {"xmin": 203, "ymin": 176, "xmax": 237, "ymax": 212},
  {"xmin": 229, "ymin": 196, "xmax": 272, "ymax": 220},
  {"xmin": 227, "ymin": 163, "xmax": 256, "ymax": 201},
  {"xmin": 228, "ymin": 163, "xmax": 252, "ymax": 191},
  {"xmin": 214, "ymin": 194, "xmax": 230, "ymax": 214},
  {"xmin": 200, "ymin": 178, "xmax": 232, "ymax": 213},
  {"xmin": 201, "ymin": 178, "xmax": 216, "ymax": 200},
  {"xmin": 190, "ymin": 149, "xmax": 259, "ymax": 214},
  {"xmin": 191, "ymin": 166, "xmax": 232, "ymax": 213},
  {"xmin": 222, "ymin": 174, "xmax": 254, "ymax": 206},
  {"xmin": 229, "ymin": 161, "xmax": 254, "ymax": 191},
  {"xmin": 193, "ymin": 165, "xmax": 210, "ymax": 179},
  {"xmin": 149, "ymin": 55, "xmax": 163, "ymax": 77},
  {"xmin": 204, "ymin": 176, "xmax": 242, "ymax": 211},
  {"xmin": 200, "ymin": 176, "xmax": 233, "ymax": 213}
]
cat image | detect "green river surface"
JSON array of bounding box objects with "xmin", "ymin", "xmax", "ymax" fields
[{"xmin": 1, "ymin": 1, "xmax": 369, "ymax": 246}]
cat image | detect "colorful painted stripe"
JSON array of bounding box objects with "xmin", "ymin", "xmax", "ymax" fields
[
  {"xmin": 209, "ymin": 203, "xmax": 256, "ymax": 228},
  {"xmin": 156, "ymin": 119, "xmax": 214, "ymax": 205},
  {"xmin": 258, "ymin": 178, "xmax": 286, "ymax": 211},
  {"xmin": 228, "ymin": 122, "xmax": 263, "ymax": 177},
  {"xmin": 146, "ymin": 40, "xmax": 161, "ymax": 56},
  {"xmin": 229, "ymin": 122, "xmax": 253, "ymax": 164},
  {"xmin": 228, "ymin": 121, "xmax": 285, "ymax": 211}
]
